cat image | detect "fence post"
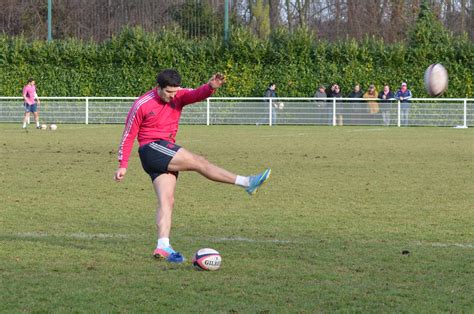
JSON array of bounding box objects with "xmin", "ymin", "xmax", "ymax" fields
[
  {"xmin": 332, "ymin": 98, "xmax": 336, "ymax": 126},
  {"xmin": 463, "ymin": 99, "xmax": 467, "ymax": 128},
  {"xmin": 397, "ymin": 100, "xmax": 401, "ymax": 127},
  {"xmin": 269, "ymin": 99, "xmax": 273, "ymax": 126},
  {"xmin": 85, "ymin": 97, "xmax": 89, "ymax": 124},
  {"xmin": 206, "ymin": 99, "xmax": 210, "ymax": 126}
]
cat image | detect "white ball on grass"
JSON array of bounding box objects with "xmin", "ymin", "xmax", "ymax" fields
[{"xmin": 192, "ymin": 248, "xmax": 222, "ymax": 271}]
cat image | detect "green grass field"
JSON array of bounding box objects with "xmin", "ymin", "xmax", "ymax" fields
[{"xmin": 0, "ymin": 124, "xmax": 473, "ymax": 312}]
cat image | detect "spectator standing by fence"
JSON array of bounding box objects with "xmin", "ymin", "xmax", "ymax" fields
[
  {"xmin": 22, "ymin": 78, "xmax": 41, "ymax": 129},
  {"xmin": 314, "ymin": 84, "xmax": 327, "ymax": 99},
  {"xmin": 259, "ymin": 83, "xmax": 278, "ymax": 125},
  {"xmin": 314, "ymin": 85, "xmax": 328, "ymax": 125},
  {"xmin": 378, "ymin": 84, "xmax": 395, "ymax": 126},
  {"xmin": 329, "ymin": 83, "xmax": 343, "ymax": 125},
  {"xmin": 348, "ymin": 84, "xmax": 364, "ymax": 125},
  {"xmin": 396, "ymin": 82, "xmax": 412, "ymax": 126},
  {"xmin": 364, "ymin": 84, "xmax": 379, "ymax": 114},
  {"xmin": 348, "ymin": 84, "xmax": 363, "ymax": 98}
]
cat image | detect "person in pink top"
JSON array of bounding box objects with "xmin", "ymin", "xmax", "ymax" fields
[
  {"xmin": 22, "ymin": 78, "xmax": 41, "ymax": 129},
  {"xmin": 114, "ymin": 69, "xmax": 271, "ymax": 263}
]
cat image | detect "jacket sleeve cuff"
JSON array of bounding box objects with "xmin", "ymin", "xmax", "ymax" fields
[{"xmin": 207, "ymin": 82, "xmax": 218, "ymax": 92}]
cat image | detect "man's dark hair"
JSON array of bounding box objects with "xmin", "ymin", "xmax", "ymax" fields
[
  {"xmin": 27, "ymin": 78, "xmax": 34, "ymax": 83},
  {"xmin": 268, "ymin": 83, "xmax": 275, "ymax": 88},
  {"xmin": 156, "ymin": 69, "xmax": 182, "ymax": 88}
]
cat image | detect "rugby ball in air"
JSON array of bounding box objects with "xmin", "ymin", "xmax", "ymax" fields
[
  {"xmin": 424, "ymin": 63, "xmax": 448, "ymax": 96},
  {"xmin": 192, "ymin": 248, "xmax": 222, "ymax": 271},
  {"xmin": 49, "ymin": 124, "xmax": 58, "ymax": 131}
]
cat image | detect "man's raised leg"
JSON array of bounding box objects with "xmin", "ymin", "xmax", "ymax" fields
[
  {"xmin": 168, "ymin": 147, "xmax": 271, "ymax": 195},
  {"xmin": 168, "ymin": 148, "xmax": 237, "ymax": 184}
]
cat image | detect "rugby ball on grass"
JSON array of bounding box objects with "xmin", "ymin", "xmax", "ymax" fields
[
  {"xmin": 192, "ymin": 248, "xmax": 222, "ymax": 271},
  {"xmin": 424, "ymin": 63, "xmax": 448, "ymax": 96}
]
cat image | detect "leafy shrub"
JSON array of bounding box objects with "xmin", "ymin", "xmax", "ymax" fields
[{"xmin": 0, "ymin": 22, "xmax": 472, "ymax": 98}]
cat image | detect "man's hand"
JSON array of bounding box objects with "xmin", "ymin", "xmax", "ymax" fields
[
  {"xmin": 208, "ymin": 73, "xmax": 226, "ymax": 89},
  {"xmin": 114, "ymin": 168, "xmax": 127, "ymax": 182}
]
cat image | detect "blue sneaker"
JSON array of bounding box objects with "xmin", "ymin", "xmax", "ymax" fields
[
  {"xmin": 153, "ymin": 246, "xmax": 185, "ymax": 263},
  {"xmin": 246, "ymin": 169, "xmax": 271, "ymax": 195}
]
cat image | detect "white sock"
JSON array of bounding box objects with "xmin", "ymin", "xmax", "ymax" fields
[
  {"xmin": 235, "ymin": 175, "xmax": 250, "ymax": 187},
  {"xmin": 22, "ymin": 122, "xmax": 26, "ymax": 128},
  {"xmin": 36, "ymin": 121, "xmax": 40, "ymax": 127},
  {"xmin": 157, "ymin": 237, "xmax": 170, "ymax": 249}
]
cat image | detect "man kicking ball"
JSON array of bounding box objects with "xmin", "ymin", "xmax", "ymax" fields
[{"xmin": 114, "ymin": 69, "xmax": 271, "ymax": 263}]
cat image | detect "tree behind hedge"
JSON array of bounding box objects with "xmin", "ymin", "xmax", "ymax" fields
[{"xmin": 0, "ymin": 5, "xmax": 472, "ymax": 98}]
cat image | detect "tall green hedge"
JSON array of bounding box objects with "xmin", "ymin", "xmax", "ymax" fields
[{"xmin": 1, "ymin": 25, "xmax": 473, "ymax": 98}]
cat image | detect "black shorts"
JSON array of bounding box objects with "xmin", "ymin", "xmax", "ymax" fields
[{"xmin": 138, "ymin": 140, "xmax": 181, "ymax": 182}]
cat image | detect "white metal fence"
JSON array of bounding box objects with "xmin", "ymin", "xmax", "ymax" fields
[{"xmin": 1, "ymin": 96, "xmax": 472, "ymax": 127}]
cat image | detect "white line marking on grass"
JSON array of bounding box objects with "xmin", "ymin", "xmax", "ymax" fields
[
  {"xmin": 62, "ymin": 126, "xmax": 115, "ymax": 130},
  {"xmin": 346, "ymin": 128, "xmax": 388, "ymax": 132},
  {"xmin": 210, "ymin": 236, "xmax": 294, "ymax": 244},
  {"xmin": 259, "ymin": 133, "xmax": 307, "ymax": 138},
  {"xmin": 415, "ymin": 241, "xmax": 474, "ymax": 249},
  {"xmin": 68, "ymin": 232, "xmax": 130, "ymax": 239},
  {"xmin": 13, "ymin": 232, "xmax": 130, "ymax": 239}
]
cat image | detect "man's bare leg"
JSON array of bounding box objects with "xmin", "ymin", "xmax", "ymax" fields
[
  {"xmin": 168, "ymin": 147, "xmax": 271, "ymax": 195},
  {"xmin": 168, "ymin": 148, "xmax": 236, "ymax": 184},
  {"xmin": 151, "ymin": 172, "xmax": 185, "ymax": 263}
]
